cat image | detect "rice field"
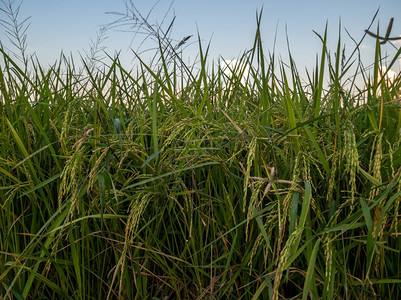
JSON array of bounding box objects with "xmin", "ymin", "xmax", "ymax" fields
[{"xmin": 1, "ymin": 8, "xmax": 401, "ymax": 300}]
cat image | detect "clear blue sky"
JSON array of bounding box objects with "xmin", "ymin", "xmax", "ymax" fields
[{"xmin": 1, "ymin": 0, "xmax": 401, "ymax": 74}]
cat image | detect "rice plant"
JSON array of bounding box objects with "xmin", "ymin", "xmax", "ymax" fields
[{"xmin": 1, "ymin": 4, "xmax": 401, "ymax": 300}]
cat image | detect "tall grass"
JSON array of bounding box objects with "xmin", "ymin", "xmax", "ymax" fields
[{"xmin": 1, "ymin": 9, "xmax": 401, "ymax": 299}]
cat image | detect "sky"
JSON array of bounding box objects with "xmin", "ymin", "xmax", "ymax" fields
[{"xmin": 1, "ymin": 0, "xmax": 401, "ymax": 78}]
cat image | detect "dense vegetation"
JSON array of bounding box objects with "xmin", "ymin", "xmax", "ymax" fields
[{"xmin": 1, "ymin": 9, "xmax": 401, "ymax": 299}]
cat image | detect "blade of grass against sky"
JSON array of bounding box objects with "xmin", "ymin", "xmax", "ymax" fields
[{"xmin": 2, "ymin": 0, "xmax": 400, "ymax": 79}]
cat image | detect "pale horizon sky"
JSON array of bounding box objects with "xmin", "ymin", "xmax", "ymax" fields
[{"xmin": 1, "ymin": 0, "xmax": 401, "ymax": 77}]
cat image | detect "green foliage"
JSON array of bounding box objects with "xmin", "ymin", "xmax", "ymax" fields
[{"xmin": 1, "ymin": 14, "xmax": 401, "ymax": 300}]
